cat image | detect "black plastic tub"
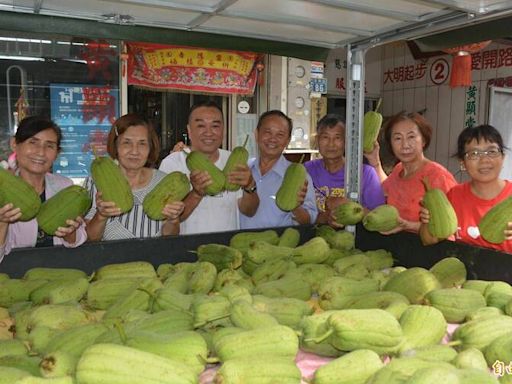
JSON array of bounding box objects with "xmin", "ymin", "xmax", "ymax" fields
[{"xmin": 1, "ymin": 225, "xmax": 511, "ymax": 283}]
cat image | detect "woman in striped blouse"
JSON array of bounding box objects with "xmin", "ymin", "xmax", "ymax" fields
[{"xmin": 85, "ymin": 114, "xmax": 184, "ymax": 241}]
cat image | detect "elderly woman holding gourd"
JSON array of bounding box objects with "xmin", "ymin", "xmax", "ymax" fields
[
  {"xmin": 364, "ymin": 112, "xmax": 457, "ymax": 234},
  {"xmin": 0, "ymin": 116, "xmax": 86, "ymax": 263},
  {"xmin": 85, "ymin": 114, "xmax": 185, "ymax": 241}
]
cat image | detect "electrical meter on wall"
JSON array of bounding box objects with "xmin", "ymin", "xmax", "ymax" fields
[{"xmin": 287, "ymin": 58, "xmax": 311, "ymax": 149}]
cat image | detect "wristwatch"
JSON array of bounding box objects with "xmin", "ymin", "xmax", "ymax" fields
[{"xmin": 243, "ymin": 184, "xmax": 257, "ymax": 194}]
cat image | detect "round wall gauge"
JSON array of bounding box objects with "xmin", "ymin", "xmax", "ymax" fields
[
  {"xmin": 294, "ymin": 96, "xmax": 305, "ymax": 109},
  {"xmin": 295, "ymin": 65, "xmax": 306, "ymax": 78},
  {"xmin": 293, "ymin": 127, "xmax": 304, "ymax": 139},
  {"xmin": 237, "ymin": 100, "xmax": 250, "ymax": 114}
]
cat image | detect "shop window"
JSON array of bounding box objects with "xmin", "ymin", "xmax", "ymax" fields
[
  {"xmin": 128, "ymin": 87, "xmax": 228, "ymax": 165},
  {"xmin": 0, "ymin": 31, "xmax": 119, "ymax": 180}
]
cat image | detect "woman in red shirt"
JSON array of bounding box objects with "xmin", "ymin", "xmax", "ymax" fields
[
  {"xmin": 365, "ymin": 112, "xmax": 457, "ymax": 234},
  {"xmin": 421, "ymin": 124, "xmax": 512, "ymax": 253}
]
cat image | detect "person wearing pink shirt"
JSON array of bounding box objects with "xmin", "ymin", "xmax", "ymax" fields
[
  {"xmin": 365, "ymin": 112, "xmax": 457, "ymax": 234},
  {"xmin": 0, "ymin": 116, "xmax": 87, "ymax": 263}
]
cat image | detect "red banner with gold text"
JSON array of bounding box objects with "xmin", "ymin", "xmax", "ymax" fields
[{"xmin": 127, "ymin": 43, "xmax": 258, "ymax": 95}]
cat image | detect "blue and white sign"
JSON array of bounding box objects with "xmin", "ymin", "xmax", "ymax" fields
[
  {"xmin": 310, "ymin": 78, "xmax": 328, "ymax": 94},
  {"xmin": 50, "ymin": 84, "xmax": 119, "ymax": 177}
]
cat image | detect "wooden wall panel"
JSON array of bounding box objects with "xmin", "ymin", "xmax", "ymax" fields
[
  {"xmin": 393, "ymin": 43, "xmax": 405, "ymax": 92},
  {"xmin": 392, "ymin": 88, "xmax": 404, "ymax": 114},
  {"xmin": 413, "ymin": 86, "xmax": 426, "ymax": 114},
  {"xmin": 496, "ymin": 42, "xmax": 510, "ymax": 78},
  {"xmin": 435, "ymin": 85, "xmax": 452, "ymax": 163},
  {"xmin": 380, "ymin": 41, "xmax": 512, "ymax": 171},
  {"xmin": 448, "ymin": 87, "xmax": 466, "ymax": 173},
  {"xmin": 382, "ymin": 90, "xmax": 394, "ymax": 118},
  {"xmin": 382, "ymin": 44, "xmax": 394, "ymax": 92},
  {"xmin": 424, "ymin": 86, "xmax": 439, "ymax": 160},
  {"xmin": 478, "ymin": 83, "xmax": 488, "ymax": 123},
  {"xmin": 403, "ymin": 88, "xmax": 415, "ymax": 115}
]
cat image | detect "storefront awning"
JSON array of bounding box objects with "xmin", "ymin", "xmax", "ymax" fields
[
  {"xmin": 0, "ymin": 11, "xmax": 330, "ymax": 61},
  {"xmin": 1, "ymin": 0, "xmax": 512, "ymax": 62}
]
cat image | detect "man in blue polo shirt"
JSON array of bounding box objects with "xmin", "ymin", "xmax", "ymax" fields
[{"xmin": 240, "ymin": 110, "xmax": 317, "ymax": 229}]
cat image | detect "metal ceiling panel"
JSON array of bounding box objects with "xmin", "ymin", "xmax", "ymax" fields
[
  {"xmin": 225, "ymin": 0, "xmax": 400, "ymax": 30},
  {"xmin": 0, "ymin": 0, "xmax": 32, "ymax": 9},
  {"xmin": 201, "ymin": 15, "xmax": 354, "ymax": 48},
  {"xmin": 309, "ymin": 0, "xmax": 445, "ymax": 16},
  {"xmin": 413, "ymin": 13, "xmax": 512, "ymax": 51},
  {"xmin": 0, "ymin": 10, "xmax": 331, "ymax": 60},
  {"xmin": 3, "ymin": 0, "xmax": 200, "ymax": 24},
  {"xmin": 0, "ymin": 0, "xmax": 512, "ymax": 53},
  {"xmin": 114, "ymin": 0, "xmax": 225, "ymax": 9},
  {"xmin": 424, "ymin": 0, "xmax": 512, "ymax": 13}
]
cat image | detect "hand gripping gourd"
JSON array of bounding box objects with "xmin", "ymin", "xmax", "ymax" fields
[
  {"xmin": 421, "ymin": 177, "xmax": 457, "ymax": 240},
  {"xmin": 186, "ymin": 150, "xmax": 226, "ymax": 196},
  {"xmin": 142, "ymin": 171, "xmax": 190, "ymax": 220},
  {"xmin": 478, "ymin": 194, "xmax": 512, "ymax": 244},
  {"xmin": 223, "ymin": 134, "xmax": 250, "ymax": 191},
  {"xmin": 276, "ymin": 155, "xmax": 307, "ymax": 212},
  {"xmin": 90, "ymin": 156, "xmax": 133, "ymax": 213},
  {"xmin": 363, "ymin": 98, "xmax": 383, "ymax": 153},
  {"xmin": 363, "ymin": 204, "xmax": 399, "ymax": 232},
  {"xmin": 36, "ymin": 185, "xmax": 92, "ymax": 235},
  {"xmin": 0, "ymin": 167, "xmax": 41, "ymax": 221},
  {"xmin": 333, "ymin": 201, "xmax": 364, "ymax": 226}
]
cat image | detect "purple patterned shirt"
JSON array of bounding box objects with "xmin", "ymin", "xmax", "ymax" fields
[{"xmin": 304, "ymin": 159, "xmax": 385, "ymax": 211}]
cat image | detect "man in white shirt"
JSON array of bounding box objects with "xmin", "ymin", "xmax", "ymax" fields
[{"xmin": 159, "ymin": 101, "xmax": 258, "ymax": 234}]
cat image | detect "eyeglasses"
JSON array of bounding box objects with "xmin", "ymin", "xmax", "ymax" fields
[{"xmin": 464, "ymin": 148, "xmax": 502, "ymax": 160}]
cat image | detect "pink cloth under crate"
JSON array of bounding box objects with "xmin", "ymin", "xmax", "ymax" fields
[
  {"xmin": 199, "ymin": 350, "xmax": 334, "ymax": 384},
  {"xmin": 199, "ymin": 323, "xmax": 462, "ymax": 384}
]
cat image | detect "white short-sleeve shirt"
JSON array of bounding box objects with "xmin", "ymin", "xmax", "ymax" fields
[{"xmin": 159, "ymin": 149, "xmax": 242, "ymax": 235}]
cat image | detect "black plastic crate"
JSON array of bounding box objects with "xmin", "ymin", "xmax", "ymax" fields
[{"xmin": 1, "ymin": 225, "xmax": 511, "ymax": 283}]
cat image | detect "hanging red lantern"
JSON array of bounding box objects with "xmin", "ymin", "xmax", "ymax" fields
[{"xmin": 442, "ymin": 41, "xmax": 491, "ymax": 88}]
